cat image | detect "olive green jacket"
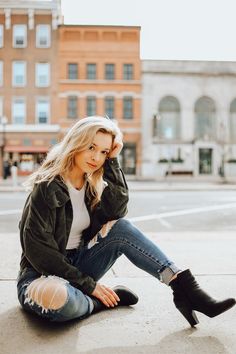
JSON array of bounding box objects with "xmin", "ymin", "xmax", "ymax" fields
[{"xmin": 19, "ymin": 158, "xmax": 129, "ymax": 295}]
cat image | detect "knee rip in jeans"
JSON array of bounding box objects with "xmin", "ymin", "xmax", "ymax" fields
[{"xmin": 24, "ymin": 275, "xmax": 68, "ymax": 313}]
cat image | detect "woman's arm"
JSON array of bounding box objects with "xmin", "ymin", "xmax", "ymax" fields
[{"xmin": 20, "ymin": 182, "xmax": 96, "ymax": 295}]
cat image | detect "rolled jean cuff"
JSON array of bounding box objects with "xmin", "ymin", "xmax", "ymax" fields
[{"xmin": 160, "ymin": 264, "xmax": 181, "ymax": 285}]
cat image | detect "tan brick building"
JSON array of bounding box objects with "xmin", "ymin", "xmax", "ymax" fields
[
  {"xmin": 0, "ymin": 0, "xmax": 61, "ymax": 176},
  {"xmin": 58, "ymin": 25, "xmax": 142, "ymax": 176}
]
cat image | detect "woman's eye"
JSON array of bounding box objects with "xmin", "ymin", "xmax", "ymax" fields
[
  {"xmin": 89, "ymin": 146, "xmax": 95, "ymax": 151},
  {"xmin": 102, "ymin": 151, "xmax": 108, "ymax": 155}
]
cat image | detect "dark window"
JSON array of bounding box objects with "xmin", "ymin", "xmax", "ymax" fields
[
  {"xmin": 87, "ymin": 96, "xmax": 96, "ymax": 116},
  {"xmin": 87, "ymin": 63, "xmax": 96, "ymax": 79},
  {"xmin": 123, "ymin": 64, "xmax": 133, "ymax": 80},
  {"xmin": 67, "ymin": 96, "xmax": 78, "ymax": 118},
  {"xmin": 68, "ymin": 63, "xmax": 78, "ymax": 80},
  {"xmin": 105, "ymin": 96, "xmax": 115, "ymax": 118},
  {"xmin": 123, "ymin": 97, "xmax": 133, "ymax": 119},
  {"xmin": 105, "ymin": 64, "xmax": 115, "ymax": 80}
]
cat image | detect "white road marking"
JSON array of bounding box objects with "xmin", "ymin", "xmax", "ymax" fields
[
  {"xmin": 0, "ymin": 209, "xmax": 22, "ymax": 216},
  {"xmin": 129, "ymin": 203, "xmax": 236, "ymax": 223},
  {"xmin": 157, "ymin": 217, "xmax": 172, "ymax": 229}
]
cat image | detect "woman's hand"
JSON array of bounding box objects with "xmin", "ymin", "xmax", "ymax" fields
[
  {"xmin": 109, "ymin": 136, "xmax": 123, "ymax": 159},
  {"xmin": 91, "ymin": 283, "xmax": 120, "ymax": 307}
]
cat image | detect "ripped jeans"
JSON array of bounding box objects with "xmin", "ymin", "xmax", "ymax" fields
[{"xmin": 17, "ymin": 219, "xmax": 180, "ymax": 322}]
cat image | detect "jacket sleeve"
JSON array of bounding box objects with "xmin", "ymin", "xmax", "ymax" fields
[
  {"xmin": 21, "ymin": 182, "xmax": 96, "ymax": 295},
  {"xmin": 95, "ymin": 157, "xmax": 129, "ymax": 224}
]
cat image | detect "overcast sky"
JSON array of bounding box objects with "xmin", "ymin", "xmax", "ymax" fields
[{"xmin": 61, "ymin": 0, "xmax": 236, "ymax": 62}]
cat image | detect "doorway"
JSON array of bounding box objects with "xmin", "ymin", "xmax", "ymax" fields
[{"xmin": 199, "ymin": 148, "xmax": 212, "ymax": 174}]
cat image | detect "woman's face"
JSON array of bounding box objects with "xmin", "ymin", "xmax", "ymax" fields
[{"xmin": 74, "ymin": 132, "xmax": 113, "ymax": 175}]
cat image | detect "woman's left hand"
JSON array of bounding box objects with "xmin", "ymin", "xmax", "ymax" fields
[{"xmin": 109, "ymin": 136, "xmax": 123, "ymax": 158}]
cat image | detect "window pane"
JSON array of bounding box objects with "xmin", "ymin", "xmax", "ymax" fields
[
  {"xmin": 67, "ymin": 96, "xmax": 78, "ymax": 118},
  {"xmin": 68, "ymin": 63, "xmax": 78, "ymax": 79},
  {"xmin": 87, "ymin": 96, "xmax": 96, "ymax": 116},
  {"xmin": 36, "ymin": 25, "xmax": 50, "ymax": 47},
  {"xmin": 123, "ymin": 64, "xmax": 133, "ymax": 80},
  {"xmin": 13, "ymin": 62, "xmax": 26, "ymax": 86},
  {"xmin": 123, "ymin": 97, "xmax": 133, "ymax": 119},
  {"xmin": 194, "ymin": 97, "xmax": 216, "ymax": 140},
  {"xmin": 87, "ymin": 64, "xmax": 96, "ymax": 79},
  {"xmin": 0, "ymin": 25, "xmax": 3, "ymax": 47},
  {"xmin": 37, "ymin": 99, "xmax": 49, "ymax": 124},
  {"xmin": 13, "ymin": 25, "xmax": 27, "ymax": 47},
  {"xmin": 158, "ymin": 96, "xmax": 181, "ymax": 140},
  {"xmin": 105, "ymin": 64, "xmax": 115, "ymax": 80},
  {"xmin": 13, "ymin": 98, "xmax": 25, "ymax": 124},
  {"xmin": 36, "ymin": 63, "xmax": 50, "ymax": 87},
  {"xmin": 105, "ymin": 96, "xmax": 114, "ymax": 118}
]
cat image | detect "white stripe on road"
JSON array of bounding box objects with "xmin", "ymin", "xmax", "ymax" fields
[
  {"xmin": 129, "ymin": 203, "xmax": 236, "ymax": 223},
  {"xmin": 157, "ymin": 217, "xmax": 172, "ymax": 229},
  {"xmin": 0, "ymin": 209, "xmax": 22, "ymax": 216}
]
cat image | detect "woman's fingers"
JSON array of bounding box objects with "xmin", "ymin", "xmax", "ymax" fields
[
  {"xmin": 105, "ymin": 286, "xmax": 120, "ymax": 302},
  {"xmin": 101, "ymin": 286, "xmax": 119, "ymax": 306}
]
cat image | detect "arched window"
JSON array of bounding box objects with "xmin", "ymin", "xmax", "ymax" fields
[
  {"xmin": 230, "ymin": 99, "xmax": 236, "ymax": 142},
  {"xmin": 194, "ymin": 96, "xmax": 216, "ymax": 140},
  {"xmin": 156, "ymin": 96, "xmax": 181, "ymax": 140}
]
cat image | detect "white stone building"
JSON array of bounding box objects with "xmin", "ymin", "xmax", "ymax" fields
[{"xmin": 142, "ymin": 60, "xmax": 236, "ymax": 180}]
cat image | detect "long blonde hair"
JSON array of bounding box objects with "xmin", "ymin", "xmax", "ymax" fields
[{"xmin": 23, "ymin": 116, "xmax": 122, "ymax": 209}]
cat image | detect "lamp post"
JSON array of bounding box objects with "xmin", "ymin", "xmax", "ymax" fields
[{"xmin": 0, "ymin": 116, "xmax": 8, "ymax": 179}]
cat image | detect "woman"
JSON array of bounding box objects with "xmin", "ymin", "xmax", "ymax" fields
[{"xmin": 17, "ymin": 116, "xmax": 235, "ymax": 326}]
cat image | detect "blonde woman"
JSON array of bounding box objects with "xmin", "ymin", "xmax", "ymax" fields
[{"xmin": 17, "ymin": 116, "xmax": 235, "ymax": 326}]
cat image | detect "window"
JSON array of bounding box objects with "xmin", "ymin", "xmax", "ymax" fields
[
  {"xmin": 0, "ymin": 25, "xmax": 3, "ymax": 47},
  {"xmin": 0, "ymin": 61, "xmax": 3, "ymax": 86},
  {"xmin": 12, "ymin": 98, "xmax": 26, "ymax": 124},
  {"xmin": 86, "ymin": 96, "xmax": 96, "ymax": 116},
  {"xmin": 13, "ymin": 25, "xmax": 27, "ymax": 48},
  {"xmin": 12, "ymin": 61, "xmax": 26, "ymax": 86},
  {"xmin": 158, "ymin": 96, "xmax": 181, "ymax": 140},
  {"xmin": 194, "ymin": 96, "xmax": 216, "ymax": 140},
  {"xmin": 123, "ymin": 64, "xmax": 133, "ymax": 80},
  {"xmin": 36, "ymin": 63, "xmax": 50, "ymax": 87},
  {"xmin": 68, "ymin": 63, "xmax": 78, "ymax": 80},
  {"xmin": 87, "ymin": 64, "xmax": 96, "ymax": 79},
  {"xmin": 36, "ymin": 98, "xmax": 50, "ymax": 124},
  {"xmin": 105, "ymin": 64, "xmax": 115, "ymax": 80},
  {"xmin": 229, "ymin": 99, "xmax": 236, "ymax": 142},
  {"xmin": 67, "ymin": 96, "xmax": 78, "ymax": 118},
  {"xmin": 123, "ymin": 97, "xmax": 133, "ymax": 119},
  {"xmin": 105, "ymin": 96, "xmax": 115, "ymax": 118},
  {"xmin": 36, "ymin": 25, "xmax": 51, "ymax": 48}
]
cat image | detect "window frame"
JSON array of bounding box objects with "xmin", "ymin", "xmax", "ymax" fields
[
  {"xmin": 86, "ymin": 63, "xmax": 97, "ymax": 80},
  {"xmin": 36, "ymin": 97, "xmax": 50, "ymax": 124},
  {"xmin": 35, "ymin": 62, "xmax": 50, "ymax": 87},
  {"xmin": 86, "ymin": 96, "xmax": 96, "ymax": 116},
  {"xmin": 123, "ymin": 96, "xmax": 133, "ymax": 119},
  {"xmin": 105, "ymin": 63, "xmax": 115, "ymax": 80},
  {"xmin": 105, "ymin": 96, "xmax": 115, "ymax": 118},
  {"xmin": 0, "ymin": 24, "xmax": 3, "ymax": 48},
  {"xmin": 123, "ymin": 64, "xmax": 133, "ymax": 80},
  {"xmin": 12, "ymin": 61, "xmax": 26, "ymax": 87},
  {"xmin": 13, "ymin": 24, "xmax": 27, "ymax": 48},
  {"xmin": 68, "ymin": 63, "xmax": 78, "ymax": 80},
  {"xmin": 12, "ymin": 97, "xmax": 26, "ymax": 124},
  {"xmin": 36, "ymin": 24, "xmax": 51, "ymax": 48},
  {"xmin": 67, "ymin": 96, "xmax": 78, "ymax": 119}
]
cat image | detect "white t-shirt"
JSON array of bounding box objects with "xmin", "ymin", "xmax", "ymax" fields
[{"xmin": 66, "ymin": 181, "xmax": 90, "ymax": 250}]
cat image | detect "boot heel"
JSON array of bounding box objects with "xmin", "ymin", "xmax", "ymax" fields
[{"xmin": 177, "ymin": 306, "xmax": 199, "ymax": 327}]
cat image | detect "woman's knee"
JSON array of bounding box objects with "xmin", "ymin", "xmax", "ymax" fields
[{"xmin": 25, "ymin": 276, "xmax": 68, "ymax": 311}]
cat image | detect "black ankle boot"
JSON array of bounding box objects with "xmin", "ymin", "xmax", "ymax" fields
[
  {"xmin": 91, "ymin": 285, "xmax": 139, "ymax": 314},
  {"xmin": 170, "ymin": 269, "xmax": 236, "ymax": 327}
]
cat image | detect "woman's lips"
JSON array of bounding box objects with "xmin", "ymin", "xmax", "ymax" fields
[{"xmin": 87, "ymin": 162, "xmax": 98, "ymax": 168}]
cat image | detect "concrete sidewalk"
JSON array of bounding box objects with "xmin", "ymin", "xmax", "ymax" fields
[{"xmin": 0, "ymin": 230, "xmax": 236, "ymax": 354}]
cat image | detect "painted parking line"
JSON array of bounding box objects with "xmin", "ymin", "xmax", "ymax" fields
[{"xmin": 129, "ymin": 202, "xmax": 236, "ymax": 223}]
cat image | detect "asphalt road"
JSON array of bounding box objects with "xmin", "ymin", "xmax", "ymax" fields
[{"xmin": 1, "ymin": 190, "xmax": 236, "ymax": 233}]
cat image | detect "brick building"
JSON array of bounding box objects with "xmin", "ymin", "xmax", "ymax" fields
[
  {"xmin": 0, "ymin": 0, "xmax": 61, "ymax": 176},
  {"xmin": 58, "ymin": 25, "xmax": 142, "ymax": 176}
]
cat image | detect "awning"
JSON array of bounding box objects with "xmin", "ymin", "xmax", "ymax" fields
[{"xmin": 4, "ymin": 146, "xmax": 49, "ymax": 153}]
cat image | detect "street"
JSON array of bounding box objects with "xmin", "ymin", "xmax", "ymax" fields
[{"xmin": 1, "ymin": 189, "xmax": 236, "ymax": 233}]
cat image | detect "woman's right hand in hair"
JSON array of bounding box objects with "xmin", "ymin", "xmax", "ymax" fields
[{"xmin": 91, "ymin": 283, "xmax": 120, "ymax": 307}]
